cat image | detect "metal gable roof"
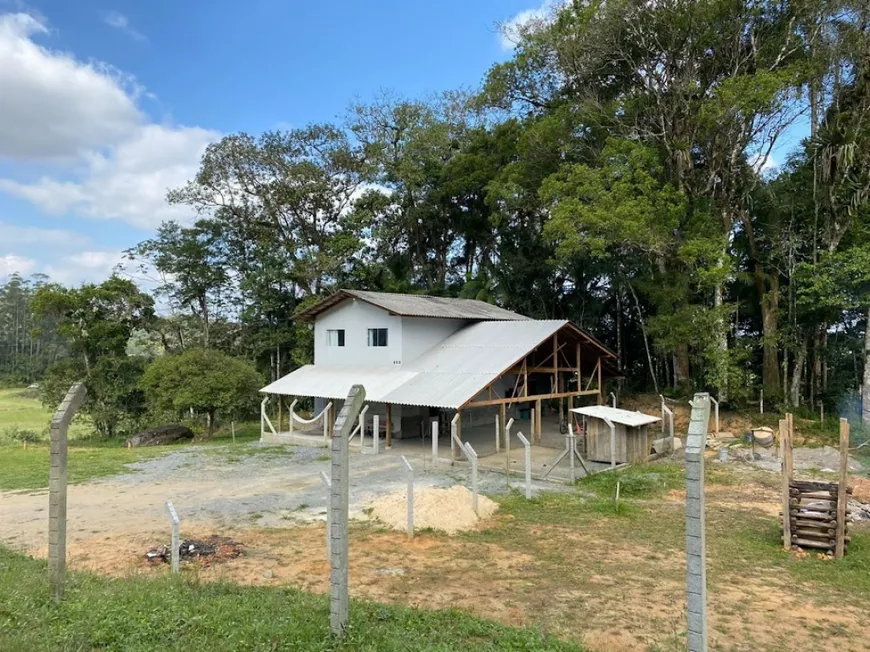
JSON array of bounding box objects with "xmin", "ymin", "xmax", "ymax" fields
[
  {"xmin": 295, "ymin": 289, "xmax": 529, "ymax": 322},
  {"xmin": 261, "ymin": 320, "xmax": 569, "ymax": 409}
]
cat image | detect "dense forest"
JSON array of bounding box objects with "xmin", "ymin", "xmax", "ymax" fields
[{"xmin": 2, "ymin": 0, "xmax": 869, "ymax": 436}]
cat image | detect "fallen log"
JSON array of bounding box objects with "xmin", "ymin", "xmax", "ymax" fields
[
  {"xmin": 790, "ymin": 518, "xmax": 836, "ymax": 529},
  {"xmin": 125, "ymin": 424, "xmax": 194, "ymax": 448},
  {"xmin": 790, "ymin": 481, "xmax": 852, "ymax": 494}
]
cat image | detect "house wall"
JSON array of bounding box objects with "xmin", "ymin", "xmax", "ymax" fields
[
  {"xmin": 401, "ymin": 316, "xmax": 466, "ymax": 362},
  {"xmin": 314, "ymin": 299, "xmax": 403, "ymax": 368}
]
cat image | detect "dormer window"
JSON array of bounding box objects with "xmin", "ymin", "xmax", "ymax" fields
[
  {"xmin": 367, "ymin": 328, "xmax": 388, "ymax": 347},
  {"xmin": 327, "ymin": 329, "xmax": 345, "ymax": 347}
]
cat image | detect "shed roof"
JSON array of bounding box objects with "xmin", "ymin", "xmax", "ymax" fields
[
  {"xmin": 570, "ymin": 405, "xmax": 661, "ymax": 427},
  {"xmin": 262, "ymin": 319, "xmax": 604, "ymax": 409},
  {"xmin": 295, "ymin": 289, "xmax": 529, "ymax": 322}
]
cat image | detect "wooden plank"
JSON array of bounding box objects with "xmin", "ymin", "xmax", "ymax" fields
[
  {"xmin": 386, "ymin": 404, "xmax": 392, "ymax": 448},
  {"xmin": 553, "ymin": 333, "xmax": 559, "ymax": 388},
  {"xmin": 836, "ymin": 418, "xmax": 849, "ymax": 558},
  {"xmin": 462, "ymin": 389, "xmax": 600, "ymax": 409},
  {"xmin": 523, "ymin": 358, "xmax": 529, "ymax": 397},
  {"xmin": 597, "ymin": 357, "xmax": 603, "ymax": 404},
  {"xmin": 576, "ymin": 342, "xmax": 581, "ymax": 391},
  {"xmin": 780, "ymin": 417, "xmax": 790, "ymax": 550}
]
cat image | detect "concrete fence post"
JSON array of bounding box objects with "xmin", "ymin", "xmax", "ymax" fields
[
  {"xmin": 662, "ymin": 404, "xmax": 675, "ymax": 454},
  {"xmin": 329, "ymin": 385, "xmax": 367, "ymax": 637},
  {"xmin": 495, "ymin": 414, "xmax": 500, "ymax": 454},
  {"xmin": 289, "ymin": 398, "xmax": 298, "ymax": 434},
  {"xmin": 401, "ymin": 456, "xmax": 414, "ymax": 539},
  {"xmin": 48, "ymin": 382, "xmax": 86, "ymax": 603},
  {"xmin": 530, "ymin": 409, "xmax": 536, "ymax": 447},
  {"xmin": 319, "ymin": 471, "xmax": 332, "ymax": 558},
  {"xmin": 466, "ymin": 443, "xmax": 479, "ymax": 515},
  {"xmin": 609, "ymin": 392, "xmax": 617, "ymax": 408},
  {"xmin": 516, "ymin": 431, "xmax": 532, "ymax": 500},
  {"xmin": 165, "ymin": 501, "xmax": 181, "ymax": 574},
  {"xmin": 358, "ymin": 405, "xmax": 369, "ymax": 450},
  {"xmin": 373, "ymin": 414, "xmax": 380, "ymax": 455},
  {"xmin": 505, "ymin": 417, "xmax": 514, "ymax": 456},
  {"xmin": 603, "ymin": 416, "xmax": 616, "ymax": 468},
  {"xmin": 431, "ymin": 421, "xmax": 439, "ymax": 463},
  {"xmin": 686, "ymin": 392, "xmax": 711, "ymax": 652},
  {"xmin": 450, "ymin": 413, "xmax": 459, "ymax": 460},
  {"xmin": 260, "ymin": 396, "xmax": 269, "ymax": 441},
  {"xmin": 709, "ymin": 396, "xmax": 719, "ymax": 436}
]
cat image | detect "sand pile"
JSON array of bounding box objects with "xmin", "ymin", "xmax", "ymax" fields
[{"xmin": 367, "ymin": 485, "xmax": 498, "ymax": 534}]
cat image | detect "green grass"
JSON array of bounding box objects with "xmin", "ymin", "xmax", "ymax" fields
[
  {"xmin": 0, "ymin": 546, "xmax": 583, "ymax": 652},
  {"xmin": 0, "ymin": 445, "xmax": 168, "ymax": 492},
  {"xmin": 0, "ymin": 387, "xmax": 91, "ymax": 441}
]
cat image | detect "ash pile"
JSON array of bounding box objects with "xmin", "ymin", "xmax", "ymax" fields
[{"xmin": 146, "ymin": 535, "xmax": 243, "ymax": 567}]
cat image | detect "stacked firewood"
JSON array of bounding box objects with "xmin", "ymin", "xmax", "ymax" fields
[{"xmin": 785, "ymin": 480, "xmax": 851, "ymax": 552}]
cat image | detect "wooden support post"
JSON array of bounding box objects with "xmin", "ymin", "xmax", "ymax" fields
[
  {"xmin": 779, "ymin": 417, "xmax": 791, "ymax": 550},
  {"xmin": 597, "ymin": 357, "xmax": 603, "ymax": 404},
  {"xmin": 500, "ymin": 403, "xmax": 507, "ymax": 450},
  {"xmin": 552, "ymin": 333, "xmax": 558, "ymax": 395},
  {"xmin": 457, "ymin": 410, "xmax": 463, "ymax": 456},
  {"xmin": 836, "ymin": 418, "xmax": 849, "ymax": 559},
  {"xmin": 535, "ymin": 398, "xmax": 542, "ymax": 441},
  {"xmin": 523, "ymin": 358, "xmax": 529, "ymax": 397},
  {"xmin": 576, "ymin": 341, "xmax": 581, "ymax": 388},
  {"xmin": 386, "ymin": 404, "xmax": 393, "ymax": 448}
]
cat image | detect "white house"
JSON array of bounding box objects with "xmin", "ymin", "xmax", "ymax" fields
[{"xmin": 260, "ymin": 290, "xmax": 618, "ymax": 452}]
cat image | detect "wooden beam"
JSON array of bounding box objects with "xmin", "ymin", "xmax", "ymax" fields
[
  {"xmin": 576, "ymin": 342, "xmax": 581, "ymax": 389},
  {"xmin": 552, "ymin": 333, "xmax": 558, "ymax": 390},
  {"xmin": 386, "ymin": 404, "xmax": 392, "ymax": 448},
  {"xmin": 463, "ymin": 389, "xmax": 601, "ymax": 409},
  {"xmin": 597, "ymin": 358, "xmax": 603, "ymax": 404},
  {"xmin": 585, "ymin": 359, "xmax": 601, "ymax": 391},
  {"xmin": 506, "ymin": 366, "xmax": 579, "ymax": 374},
  {"xmin": 523, "ymin": 358, "xmax": 529, "ymax": 397}
]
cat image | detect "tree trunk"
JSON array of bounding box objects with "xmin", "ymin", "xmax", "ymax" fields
[
  {"xmin": 759, "ymin": 271, "xmax": 781, "ymax": 396},
  {"xmin": 863, "ymin": 307, "xmax": 870, "ymax": 427},
  {"xmin": 713, "ymin": 281, "xmax": 729, "ymax": 400},
  {"xmin": 674, "ymin": 344, "xmax": 690, "ymax": 388},
  {"xmin": 791, "ymin": 339, "xmax": 807, "ymax": 408}
]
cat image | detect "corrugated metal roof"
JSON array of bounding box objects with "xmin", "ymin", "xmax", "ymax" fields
[
  {"xmin": 260, "ymin": 366, "xmax": 416, "ymax": 402},
  {"xmin": 261, "ymin": 320, "xmax": 567, "ymax": 409},
  {"xmin": 295, "ymin": 289, "xmax": 529, "ymax": 322},
  {"xmin": 571, "ymin": 406, "xmax": 661, "ymax": 427}
]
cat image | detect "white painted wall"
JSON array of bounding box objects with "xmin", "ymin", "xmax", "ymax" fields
[
  {"xmin": 314, "ymin": 299, "xmax": 403, "ymax": 367},
  {"xmin": 401, "ymin": 316, "xmax": 466, "ymax": 363}
]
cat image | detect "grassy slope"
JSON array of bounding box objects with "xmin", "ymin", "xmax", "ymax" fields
[
  {"xmin": 0, "ymin": 547, "xmax": 582, "ymax": 652},
  {"xmin": 0, "ymin": 387, "xmax": 264, "ymax": 492},
  {"xmin": 0, "ymin": 387, "xmax": 90, "ymax": 438}
]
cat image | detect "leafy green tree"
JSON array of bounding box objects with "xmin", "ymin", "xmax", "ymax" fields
[
  {"xmin": 31, "ymin": 276, "xmax": 155, "ymax": 373},
  {"xmin": 141, "ymin": 349, "xmax": 263, "ymax": 435}
]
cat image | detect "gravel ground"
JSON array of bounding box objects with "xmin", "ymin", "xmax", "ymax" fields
[{"xmin": 0, "ymin": 441, "xmax": 562, "ymax": 554}]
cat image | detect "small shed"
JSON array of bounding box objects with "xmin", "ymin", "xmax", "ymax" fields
[{"xmin": 571, "ymin": 406, "xmax": 661, "ymax": 465}]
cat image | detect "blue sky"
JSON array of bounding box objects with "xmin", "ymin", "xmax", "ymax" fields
[
  {"xmin": 0, "ymin": 0, "xmax": 539, "ymax": 285},
  {"xmin": 0, "ymin": 0, "xmax": 806, "ymax": 286}
]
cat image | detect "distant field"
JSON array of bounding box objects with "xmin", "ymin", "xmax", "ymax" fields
[{"xmin": 0, "ymin": 386, "xmax": 92, "ymax": 440}]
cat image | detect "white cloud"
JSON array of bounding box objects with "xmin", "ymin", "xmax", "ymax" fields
[
  {"xmin": 102, "ymin": 10, "xmax": 145, "ymax": 42},
  {"xmin": 500, "ymin": 0, "xmax": 560, "ymax": 50},
  {"xmin": 0, "ymin": 12, "xmax": 144, "ymax": 160},
  {"xmin": 0, "ymin": 124, "xmax": 219, "ymax": 229},
  {"xmin": 0, "ymin": 221, "xmax": 92, "ymax": 247},
  {"xmin": 0, "ymin": 253, "xmax": 36, "ymax": 277},
  {"xmin": 43, "ymin": 250, "xmax": 125, "ymax": 285},
  {"xmin": 749, "ymin": 152, "xmax": 778, "ymax": 175},
  {"xmin": 0, "ymin": 11, "xmax": 220, "ymax": 230}
]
